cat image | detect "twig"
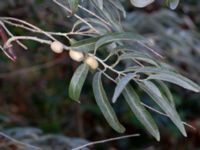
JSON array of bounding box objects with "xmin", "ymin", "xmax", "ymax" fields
[
  {"xmin": 53, "ymin": 0, "xmax": 99, "ymax": 34},
  {"xmin": 0, "ymin": 45, "xmax": 3, "ymax": 51},
  {"xmin": 78, "ymin": 5, "xmax": 111, "ymax": 29},
  {"xmin": 141, "ymin": 102, "xmax": 196, "ymax": 130},
  {"xmin": 4, "ymin": 36, "xmax": 51, "ymax": 49},
  {"xmin": 0, "ymin": 17, "xmax": 57, "ymax": 41},
  {"xmin": 0, "ymin": 132, "xmax": 41, "ymax": 150},
  {"xmin": 71, "ymin": 134, "xmax": 140, "ymax": 150},
  {"xmin": 138, "ymin": 41, "xmax": 163, "ymax": 58},
  {"xmin": 0, "ymin": 21, "xmax": 27, "ymax": 49}
]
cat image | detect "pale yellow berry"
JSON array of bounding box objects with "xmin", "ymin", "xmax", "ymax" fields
[
  {"xmin": 85, "ymin": 56, "xmax": 99, "ymax": 70},
  {"xmin": 50, "ymin": 41, "xmax": 64, "ymax": 53},
  {"xmin": 69, "ymin": 50, "xmax": 84, "ymax": 62}
]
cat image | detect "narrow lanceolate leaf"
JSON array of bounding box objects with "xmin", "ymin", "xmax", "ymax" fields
[
  {"xmin": 157, "ymin": 81, "xmax": 175, "ymax": 108},
  {"xmin": 70, "ymin": 37, "xmax": 100, "ymax": 53},
  {"xmin": 93, "ymin": 72, "xmax": 125, "ymax": 133},
  {"xmin": 95, "ymin": 32, "xmax": 146, "ymax": 51},
  {"xmin": 68, "ymin": 0, "xmax": 79, "ymax": 14},
  {"xmin": 147, "ymin": 72, "xmax": 200, "ymax": 93},
  {"xmin": 112, "ymin": 73, "xmax": 136, "ymax": 103},
  {"xmin": 138, "ymin": 80, "xmax": 187, "ymax": 137},
  {"xmin": 168, "ymin": 0, "xmax": 180, "ymax": 10},
  {"xmin": 130, "ymin": 0, "xmax": 155, "ymax": 8},
  {"xmin": 96, "ymin": 0, "xmax": 103, "ymax": 10},
  {"xmin": 133, "ymin": 67, "xmax": 200, "ymax": 93},
  {"xmin": 69, "ymin": 64, "xmax": 89, "ymax": 102},
  {"xmin": 108, "ymin": 0, "xmax": 126, "ymax": 17},
  {"xmin": 119, "ymin": 53, "xmax": 158, "ymax": 66},
  {"xmin": 122, "ymin": 84, "xmax": 160, "ymax": 141}
]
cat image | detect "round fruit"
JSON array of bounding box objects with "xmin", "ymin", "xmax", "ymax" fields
[
  {"xmin": 85, "ymin": 56, "xmax": 99, "ymax": 70},
  {"xmin": 50, "ymin": 41, "xmax": 64, "ymax": 53},
  {"xmin": 69, "ymin": 50, "xmax": 84, "ymax": 62}
]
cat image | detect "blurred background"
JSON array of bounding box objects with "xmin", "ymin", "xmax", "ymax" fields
[{"xmin": 0, "ymin": 0, "xmax": 200, "ymax": 149}]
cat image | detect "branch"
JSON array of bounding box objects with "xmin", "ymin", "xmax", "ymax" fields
[
  {"xmin": 52, "ymin": 0, "xmax": 100, "ymax": 34},
  {"xmin": 0, "ymin": 132, "xmax": 41, "ymax": 150},
  {"xmin": 71, "ymin": 134, "xmax": 140, "ymax": 150}
]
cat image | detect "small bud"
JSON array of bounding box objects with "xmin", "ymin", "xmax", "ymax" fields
[
  {"xmin": 85, "ymin": 56, "xmax": 99, "ymax": 70},
  {"xmin": 69, "ymin": 50, "xmax": 84, "ymax": 62},
  {"xmin": 50, "ymin": 41, "xmax": 64, "ymax": 53}
]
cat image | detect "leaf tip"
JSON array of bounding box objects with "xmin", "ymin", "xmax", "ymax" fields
[
  {"xmin": 112, "ymin": 97, "xmax": 117, "ymax": 103},
  {"xmin": 118, "ymin": 126, "xmax": 126, "ymax": 133},
  {"xmin": 155, "ymin": 133, "xmax": 160, "ymax": 142}
]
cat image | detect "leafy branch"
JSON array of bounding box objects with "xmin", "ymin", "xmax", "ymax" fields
[{"xmin": 0, "ymin": 0, "xmax": 199, "ymax": 142}]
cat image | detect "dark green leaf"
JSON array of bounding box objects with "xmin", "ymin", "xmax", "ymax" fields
[
  {"xmin": 93, "ymin": 72, "xmax": 125, "ymax": 133},
  {"xmin": 123, "ymin": 84, "xmax": 160, "ymax": 141},
  {"xmin": 69, "ymin": 64, "xmax": 89, "ymax": 102}
]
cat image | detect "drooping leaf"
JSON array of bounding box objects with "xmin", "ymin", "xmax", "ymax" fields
[
  {"xmin": 95, "ymin": 32, "xmax": 146, "ymax": 51},
  {"xmin": 135, "ymin": 66, "xmax": 173, "ymax": 74},
  {"xmin": 108, "ymin": 0, "xmax": 126, "ymax": 17},
  {"xmin": 157, "ymin": 81, "xmax": 175, "ymax": 107},
  {"xmin": 112, "ymin": 73, "xmax": 136, "ymax": 103},
  {"xmin": 69, "ymin": 63, "xmax": 89, "ymax": 102},
  {"xmin": 119, "ymin": 52, "xmax": 158, "ymax": 66},
  {"xmin": 73, "ymin": 18, "xmax": 110, "ymax": 34},
  {"xmin": 91, "ymin": 0, "xmax": 123, "ymax": 32},
  {"xmin": 131, "ymin": 67, "xmax": 200, "ymax": 93},
  {"xmin": 138, "ymin": 80, "xmax": 187, "ymax": 137},
  {"xmin": 70, "ymin": 37, "xmax": 100, "ymax": 53},
  {"xmin": 92, "ymin": 72, "xmax": 125, "ymax": 133},
  {"xmin": 123, "ymin": 84, "xmax": 160, "ymax": 141},
  {"xmin": 95, "ymin": 0, "xmax": 104, "ymax": 10},
  {"xmin": 130, "ymin": 0, "xmax": 155, "ymax": 8},
  {"xmin": 147, "ymin": 72, "xmax": 200, "ymax": 93},
  {"xmin": 68, "ymin": 0, "xmax": 79, "ymax": 14}
]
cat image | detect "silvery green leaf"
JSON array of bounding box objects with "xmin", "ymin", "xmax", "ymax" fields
[
  {"xmin": 138, "ymin": 80, "xmax": 187, "ymax": 137},
  {"xmin": 91, "ymin": 0, "xmax": 123, "ymax": 32},
  {"xmin": 97, "ymin": 0, "xmax": 104, "ymax": 10},
  {"xmin": 119, "ymin": 53, "xmax": 158, "ymax": 66},
  {"xmin": 108, "ymin": 0, "xmax": 126, "ymax": 17},
  {"xmin": 123, "ymin": 84, "xmax": 160, "ymax": 141},
  {"xmin": 68, "ymin": 0, "xmax": 79, "ymax": 14},
  {"xmin": 70, "ymin": 37, "xmax": 100, "ymax": 53},
  {"xmin": 133, "ymin": 67, "xmax": 200, "ymax": 93},
  {"xmin": 147, "ymin": 72, "xmax": 200, "ymax": 93},
  {"xmin": 157, "ymin": 81, "xmax": 175, "ymax": 108},
  {"xmin": 95, "ymin": 32, "xmax": 146, "ymax": 51},
  {"xmin": 130, "ymin": 0, "xmax": 155, "ymax": 8},
  {"xmin": 69, "ymin": 63, "xmax": 89, "ymax": 102},
  {"xmin": 73, "ymin": 18, "xmax": 110, "ymax": 34},
  {"xmin": 93, "ymin": 72, "xmax": 125, "ymax": 133},
  {"xmin": 112, "ymin": 73, "xmax": 136, "ymax": 103},
  {"xmin": 168, "ymin": 0, "xmax": 180, "ymax": 10}
]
